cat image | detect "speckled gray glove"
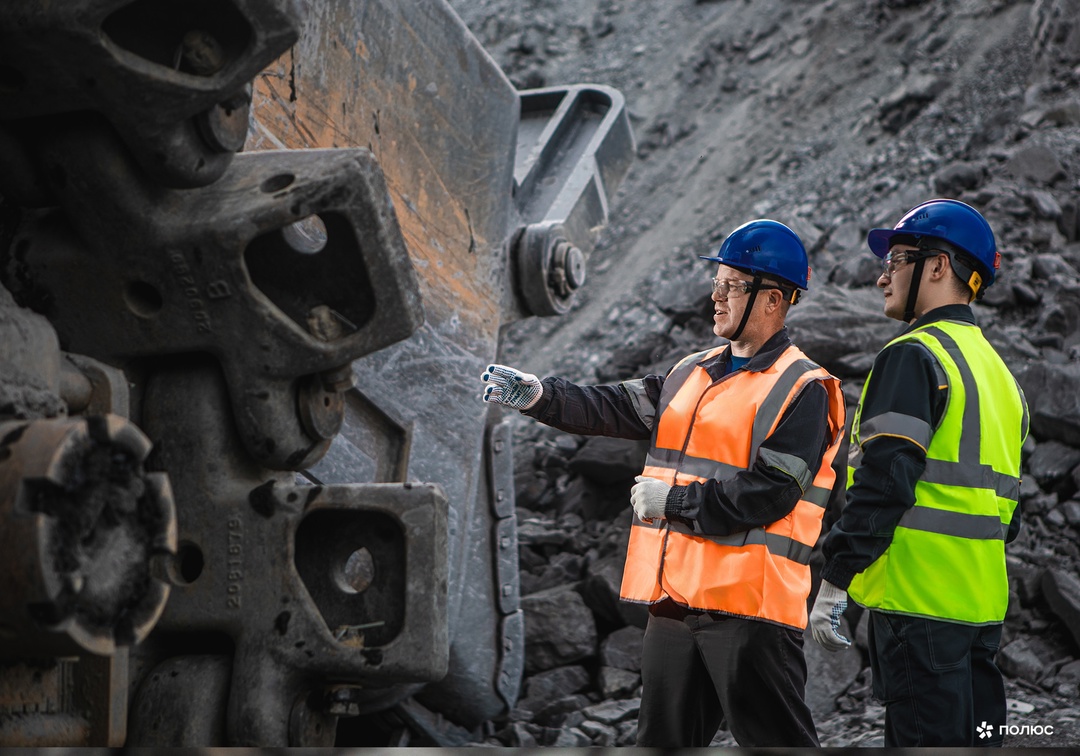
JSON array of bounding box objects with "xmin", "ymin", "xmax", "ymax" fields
[
  {"xmin": 480, "ymin": 363, "xmax": 543, "ymax": 410},
  {"xmin": 810, "ymin": 579, "xmax": 852, "ymax": 652}
]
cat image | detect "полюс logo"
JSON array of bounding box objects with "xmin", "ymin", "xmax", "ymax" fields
[{"xmin": 977, "ymin": 721, "xmax": 993, "ymax": 740}]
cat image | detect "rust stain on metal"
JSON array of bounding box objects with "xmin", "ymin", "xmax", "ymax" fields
[{"xmin": 249, "ymin": 25, "xmax": 503, "ymax": 340}]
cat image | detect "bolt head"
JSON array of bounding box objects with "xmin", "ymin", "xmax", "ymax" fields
[{"xmin": 562, "ymin": 244, "xmax": 586, "ymax": 290}]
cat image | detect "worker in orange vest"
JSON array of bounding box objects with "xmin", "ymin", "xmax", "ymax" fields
[{"xmin": 481, "ymin": 219, "xmax": 845, "ymax": 747}]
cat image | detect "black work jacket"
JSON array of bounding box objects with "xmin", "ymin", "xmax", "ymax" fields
[
  {"xmin": 820, "ymin": 304, "xmax": 1023, "ymax": 589},
  {"xmin": 524, "ymin": 327, "xmax": 831, "ymax": 536}
]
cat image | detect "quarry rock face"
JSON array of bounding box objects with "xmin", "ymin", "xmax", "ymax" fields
[{"xmin": 449, "ymin": 0, "xmax": 1080, "ymax": 746}]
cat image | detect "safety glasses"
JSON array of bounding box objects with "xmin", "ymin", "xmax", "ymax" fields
[
  {"xmin": 711, "ymin": 278, "xmax": 755, "ymax": 298},
  {"xmin": 881, "ymin": 248, "xmax": 939, "ymax": 279}
]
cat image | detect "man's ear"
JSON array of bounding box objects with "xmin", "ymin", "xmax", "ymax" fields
[
  {"xmin": 930, "ymin": 252, "xmax": 950, "ymax": 280},
  {"xmin": 767, "ymin": 288, "xmax": 784, "ymax": 312}
]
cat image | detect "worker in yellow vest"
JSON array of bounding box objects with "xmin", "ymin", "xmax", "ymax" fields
[
  {"xmin": 811, "ymin": 199, "xmax": 1029, "ymax": 747},
  {"xmin": 482, "ymin": 219, "xmax": 845, "ymax": 747}
]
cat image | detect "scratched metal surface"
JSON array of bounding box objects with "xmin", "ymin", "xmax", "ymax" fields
[{"xmin": 248, "ymin": 0, "xmax": 523, "ymax": 725}]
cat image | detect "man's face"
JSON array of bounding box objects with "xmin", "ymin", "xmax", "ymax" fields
[
  {"xmin": 877, "ymin": 244, "xmax": 922, "ymax": 321},
  {"xmin": 711, "ymin": 264, "xmax": 757, "ymax": 338}
]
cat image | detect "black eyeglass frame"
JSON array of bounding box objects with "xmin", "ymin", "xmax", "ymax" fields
[
  {"xmin": 880, "ymin": 247, "xmax": 944, "ymax": 277},
  {"xmin": 711, "ymin": 276, "xmax": 795, "ymax": 299}
]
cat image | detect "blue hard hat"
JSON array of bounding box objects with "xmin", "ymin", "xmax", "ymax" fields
[
  {"xmin": 699, "ymin": 219, "xmax": 810, "ymax": 290},
  {"xmin": 867, "ymin": 199, "xmax": 999, "ymax": 285}
]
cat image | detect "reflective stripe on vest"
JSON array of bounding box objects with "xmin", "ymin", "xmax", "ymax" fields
[
  {"xmin": 846, "ymin": 321, "xmax": 1029, "ymax": 625},
  {"xmin": 634, "ymin": 516, "xmax": 816, "ymax": 565},
  {"xmin": 620, "ymin": 343, "xmax": 845, "ymax": 629}
]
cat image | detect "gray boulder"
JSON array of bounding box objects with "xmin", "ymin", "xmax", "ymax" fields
[
  {"xmin": 785, "ymin": 284, "xmax": 898, "ymax": 376},
  {"xmin": 569, "ymin": 436, "xmax": 648, "ymax": 485},
  {"xmin": 1005, "ymin": 145, "xmax": 1068, "ymax": 186},
  {"xmin": 522, "ymin": 585, "xmax": 599, "ymax": 673},
  {"xmin": 578, "ymin": 552, "xmax": 650, "ymax": 630},
  {"xmin": 878, "ymin": 73, "xmax": 945, "ymax": 133},
  {"xmin": 1042, "ymin": 569, "xmax": 1080, "ymax": 650},
  {"xmin": 934, "ymin": 161, "xmax": 988, "ymax": 197},
  {"xmin": 598, "ymin": 666, "xmax": 640, "ymax": 698},
  {"xmin": 1015, "ymin": 362, "xmax": 1080, "ymax": 446},
  {"xmin": 1027, "ymin": 440, "xmax": 1080, "ymax": 495},
  {"xmin": 600, "ymin": 625, "xmax": 645, "ymax": 671}
]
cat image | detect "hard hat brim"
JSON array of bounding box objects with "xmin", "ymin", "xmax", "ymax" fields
[
  {"xmin": 699, "ymin": 255, "xmax": 806, "ymax": 290},
  {"xmin": 699, "ymin": 255, "xmax": 756, "ymax": 279},
  {"xmin": 866, "ymin": 229, "xmax": 896, "ymax": 258}
]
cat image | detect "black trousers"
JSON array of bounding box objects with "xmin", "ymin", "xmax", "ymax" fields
[
  {"xmin": 868, "ymin": 611, "xmax": 1005, "ymax": 747},
  {"xmin": 636, "ymin": 600, "xmax": 819, "ymax": 747}
]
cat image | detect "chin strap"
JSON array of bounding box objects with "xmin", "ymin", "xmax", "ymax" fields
[
  {"xmin": 729, "ymin": 273, "xmax": 764, "ymax": 341},
  {"xmin": 902, "ymin": 256, "xmax": 929, "ymax": 323}
]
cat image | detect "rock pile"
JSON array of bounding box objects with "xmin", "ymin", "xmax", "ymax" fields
[{"xmin": 448, "ymin": 0, "xmax": 1080, "ymax": 746}]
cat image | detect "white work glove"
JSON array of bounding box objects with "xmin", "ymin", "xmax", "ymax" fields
[
  {"xmin": 631, "ymin": 475, "xmax": 670, "ymax": 523},
  {"xmin": 481, "ymin": 364, "xmax": 543, "ymax": 410},
  {"xmin": 810, "ymin": 580, "xmax": 852, "ymax": 652}
]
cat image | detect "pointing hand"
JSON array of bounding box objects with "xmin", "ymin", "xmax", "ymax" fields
[{"xmin": 480, "ymin": 364, "xmax": 543, "ymax": 410}]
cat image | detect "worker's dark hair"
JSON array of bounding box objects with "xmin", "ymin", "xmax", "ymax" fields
[{"xmin": 950, "ymin": 249, "xmax": 993, "ymax": 300}]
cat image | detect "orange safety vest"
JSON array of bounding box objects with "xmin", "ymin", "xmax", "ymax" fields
[{"xmin": 619, "ymin": 342, "xmax": 845, "ymax": 629}]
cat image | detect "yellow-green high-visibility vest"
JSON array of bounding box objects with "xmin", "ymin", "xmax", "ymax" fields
[{"xmin": 846, "ymin": 319, "xmax": 1029, "ymax": 625}]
